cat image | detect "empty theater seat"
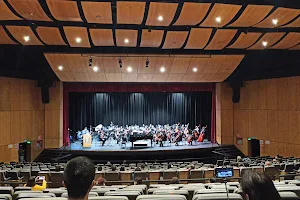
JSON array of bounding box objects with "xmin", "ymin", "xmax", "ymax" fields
[
  {"xmin": 15, "ymin": 192, "xmax": 56, "ymax": 200},
  {"xmin": 192, "ymin": 193, "xmax": 243, "ymax": 200},
  {"xmin": 279, "ymin": 192, "xmax": 300, "ymax": 200},
  {"xmin": 137, "ymin": 194, "xmax": 187, "ymax": 200}
]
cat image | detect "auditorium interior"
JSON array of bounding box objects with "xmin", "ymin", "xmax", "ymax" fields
[{"xmin": 0, "ymin": 0, "xmax": 300, "ymax": 200}]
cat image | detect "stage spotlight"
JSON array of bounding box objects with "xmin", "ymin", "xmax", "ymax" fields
[
  {"xmin": 89, "ymin": 57, "xmax": 93, "ymax": 67},
  {"xmin": 146, "ymin": 58, "xmax": 149, "ymax": 68},
  {"xmin": 119, "ymin": 58, "xmax": 122, "ymax": 68}
]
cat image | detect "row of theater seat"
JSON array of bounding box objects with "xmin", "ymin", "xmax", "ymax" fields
[{"xmin": 0, "ymin": 181, "xmax": 300, "ymax": 200}]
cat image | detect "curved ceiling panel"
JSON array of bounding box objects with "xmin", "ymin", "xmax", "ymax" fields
[
  {"xmin": 46, "ymin": 0, "xmax": 82, "ymax": 22},
  {"xmin": 174, "ymin": 3, "xmax": 211, "ymax": 26},
  {"xmin": 162, "ymin": 31, "xmax": 189, "ymax": 49},
  {"xmin": 205, "ymin": 29, "xmax": 237, "ymax": 50},
  {"xmin": 81, "ymin": 2, "xmax": 112, "ymax": 24},
  {"xmin": 227, "ymin": 32, "xmax": 262, "ymax": 49},
  {"xmin": 228, "ymin": 5, "xmax": 273, "ymax": 27},
  {"xmin": 254, "ymin": 7, "xmax": 300, "ymax": 28},
  {"xmin": 140, "ymin": 29, "xmax": 164, "ymax": 48},
  {"xmin": 90, "ymin": 29, "xmax": 114, "ymax": 46},
  {"xmin": 248, "ymin": 32, "xmax": 285, "ymax": 49},
  {"xmin": 0, "ymin": 26, "xmax": 17, "ymax": 44},
  {"xmin": 7, "ymin": 0, "xmax": 51, "ymax": 21},
  {"xmin": 115, "ymin": 29, "xmax": 138, "ymax": 47},
  {"xmin": 117, "ymin": 1, "xmax": 145, "ymax": 24},
  {"xmin": 63, "ymin": 26, "xmax": 90, "ymax": 47},
  {"xmin": 185, "ymin": 28, "xmax": 212, "ymax": 49},
  {"xmin": 6, "ymin": 26, "xmax": 43, "ymax": 45},
  {"xmin": 36, "ymin": 27, "xmax": 66, "ymax": 45},
  {"xmin": 270, "ymin": 33, "xmax": 300, "ymax": 49},
  {"xmin": 0, "ymin": 1, "xmax": 21, "ymax": 20},
  {"xmin": 146, "ymin": 2, "xmax": 178, "ymax": 26},
  {"xmin": 200, "ymin": 4, "xmax": 241, "ymax": 27}
]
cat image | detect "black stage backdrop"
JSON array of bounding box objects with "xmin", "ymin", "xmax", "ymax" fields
[{"xmin": 69, "ymin": 92, "xmax": 212, "ymax": 140}]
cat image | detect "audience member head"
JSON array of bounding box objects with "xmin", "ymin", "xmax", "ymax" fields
[
  {"xmin": 237, "ymin": 156, "xmax": 242, "ymax": 162},
  {"xmin": 111, "ymin": 165, "xmax": 116, "ymax": 171},
  {"xmin": 240, "ymin": 171, "xmax": 281, "ymax": 200},
  {"xmin": 55, "ymin": 165, "xmax": 61, "ymax": 172},
  {"xmin": 96, "ymin": 177, "xmax": 106, "ymax": 186},
  {"xmin": 209, "ymin": 177, "xmax": 216, "ymax": 183},
  {"xmin": 190, "ymin": 165, "xmax": 195, "ymax": 170},
  {"xmin": 135, "ymin": 167, "xmax": 141, "ymax": 171},
  {"xmin": 27, "ymin": 176, "xmax": 36, "ymax": 187},
  {"xmin": 107, "ymin": 161, "xmax": 111, "ymax": 166},
  {"xmin": 134, "ymin": 177, "xmax": 143, "ymax": 185},
  {"xmin": 140, "ymin": 163, "xmax": 146, "ymax": 169},
  {"xmin": 170, "ymin": 177, "xmax": 179, "ymax": 184},
  {"xmin": 244, "ymin": 162, "xmax": 250, "ymax": 167},
  {"xmin": 120, "ymin": 166, "xmax": 125, "ymax": 171},
  {"xmin": 265, "ymin": 161, "xmax": 272, "ymax": 166},
  {"xmin": 63, "ymin": 156, "xmax": 95, "ymax": 199},
  {"xmin": 97, "ymin": 166, "xmax": 102, "ymax": 171},
  {"xmin": 168, "ymin": 163, "xmax": 172, "ymax": 169}
]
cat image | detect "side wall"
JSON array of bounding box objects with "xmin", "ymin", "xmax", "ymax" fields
[
  {"xmin": 0, "ymin": 77, "xmax": 63, "ymax": 162},
  {"xmin": 234, "ymin": 77, "xmax": 300, "ymax": 157},
  {"xmin": 0, "ymin": 77, "xmax": 45, "ymax": 162}
]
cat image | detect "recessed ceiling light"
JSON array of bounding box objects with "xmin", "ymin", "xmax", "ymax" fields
[
  {"xmin": 58, "ymin": 66, "xmax": 63, "ymax": 71},
  {"xmin": 93, "ymin": 66, "xmax": 99, "ymax": 72},
  {"xmin": 158, "ymin": 16, "xmax": 163, "ymax": 21},
  {"xmin": 23, "ymin": 36, "xmax": 30, "ymax": 42},
  {"xmin": 127, "ymin": 66, "xmax": 132, "ymax": 72},
  {"xmin": 262, "ymin": 41, "xmax": 268, "ymax": 47},
  {"xmin": 124, "ymin": 39, "xmax": 129, "ymax": 44},
  {"xmin": 215, "ymin": 17, "xmax": 221, "ymax": 23},
  {"xmin": 272, "ymin": 19, "xmax": 278, "ymax": 25},
  {"xmin": 160, "ymin": 67, "xmax": 165, "ymax": 73},
  {"xmin": 75, "ymin": 37, "xmax": 82, "ymax": 43},
  {"xmin": 193, "ymin": 68, "xmax": 198, "ymax": 72}
]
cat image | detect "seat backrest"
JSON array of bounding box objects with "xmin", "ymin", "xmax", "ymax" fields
[
  {"xmin": 104, "ymin": 191, "xmax": 140, "ymax": 200},
  {"xmin": 61, "ymin": 191, "xmax": 99, "ymax": 198},
  {"xmin": 163, "ymin": 170, "xmax": 178, "ymax": 179},
  {"xmin": 0, "ymin": 187, "xmax": 13, "ymax": 195},
  {"xmin": 43, "ymin": 189, "xmax": 66, "ymax": 197},
  {"xmin": 190, "ymin": 169, "xmax": 204, "ymax": 179},
  {"xmin": 153, "ymin": 189, "xmax": 189, "ymax": 199},
  {"xmin": 50, "ymin": 172, "xmax": 64, "ymax": 188},
  {"xmin": 133, "ymin": 172, "xmax": 148, "ymax": 180},
  {"xmin": 105, "ymin": 172, "xmax": 120, "ymax": 181},
  {"xmin": 0, "ymin": 194, "xmax": 11, "ymax": 200},
  {"xmin": 16, "ymin": 192, "xmax": 56, "ymax": 200},
  {"xmin": 89, "ymin": 197, "xmax": 129, "ymax": 200},
  {"xmin": 137, "ymin": 194, "xmax": 186, "ymax": 200},
  {"xmin": 14, "ymin": 187, "xmax": 31, "ymax": 192},
  {"xmin": 194, "ymin": 189, "xmax": 227, "ymax": 195},
  {"xmin": 285, "ymin": 164, "xmax": 295, "ymax": 172},
  {"xmin": 192, "ymin": 193, "xmax": 243, "ymax": 200},
  {"xmin": 279, "ymin": 192, "xmax": 300, "ymax": 200}
]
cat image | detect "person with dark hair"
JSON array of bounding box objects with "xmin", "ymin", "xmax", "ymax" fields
[
  {"xmin": 120, "ymin": 166, "xmax": 125, "ymax": 171},
  {"xmin": 96, "ymin": 177, "xmax": 106, "ymax": 186},
  {"xmin": 170, "ymin": 177, "xmax": 179, "ymax": 184},
  {"xmin": 26, "ymin": 176, "xmax": 47, "ymax": 191},
  {"xmin": 135, "ymin": 167, "xmax": 141, "ymax": 171},
  {"xmin": 209, "ymin": 177, "xmax": 216, "ymax": 183},
  {"xmin": 97, "ymin": 166, "xmax": 102, "ymax": 171},
  {"xmin": 134, "ymin": 177, "xmax": 143, "ymax": 185},
  {"xmin": 111, "ymin": 165, "xmax": 116, "ymax": 171},
  {"xmin": 240, "ymin": 171, "xmax": 281, "ymax": 200},
  {"xmin": 140, "ymin": 163, "xmax": 146, "ymax": 170},
  {"xmin": 63, "ymin": 156, "xmax": 95, "ymax": 200}
]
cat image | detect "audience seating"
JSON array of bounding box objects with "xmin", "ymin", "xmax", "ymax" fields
[{"xmin": 192, "ymin": 193, "xmax": 242, "ymax": 200}]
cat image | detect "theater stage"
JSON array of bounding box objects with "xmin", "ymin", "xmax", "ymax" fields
[{"xmin": 68, "ymin": 139, "xmax": 217, "ymax": 152}]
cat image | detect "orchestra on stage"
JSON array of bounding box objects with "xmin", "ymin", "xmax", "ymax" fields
[{"xmin": 73, "ymin": 122, "xmax": 208, "ymax": 148}]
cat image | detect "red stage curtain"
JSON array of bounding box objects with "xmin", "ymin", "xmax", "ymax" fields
[{"xmin": 63, "ymin": 83, "xmax": 216, "ymax": 145}]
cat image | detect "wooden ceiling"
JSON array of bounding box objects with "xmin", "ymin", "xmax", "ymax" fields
[
  {"xmin": 45, "ymin": 54, "xmax": 244, "ymax": 83},
  {"xmin": 0, "ymin": 1, "xmax": 300, "ymax": 83}
]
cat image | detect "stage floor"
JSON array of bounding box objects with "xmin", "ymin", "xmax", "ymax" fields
[{"xmin": 68, "ymin": 139, "xmax": 217, "ymax": 152}]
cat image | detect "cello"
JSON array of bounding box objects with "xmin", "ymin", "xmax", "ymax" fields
[{"xmin": 197, "ymin": 125, "xmax": 207, "ymax": 142}]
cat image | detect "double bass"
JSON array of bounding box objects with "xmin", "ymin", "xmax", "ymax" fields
[{"xmin": 197, "ymin": 125, "xmax": 207, "ymax": 142}]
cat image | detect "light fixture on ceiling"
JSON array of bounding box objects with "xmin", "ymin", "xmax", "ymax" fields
[
  {"xmin": 75, "ymin": 37, "xmax": 82, "ymax": 43},
  {"xmin": 262, "ymin": 41, "xmax": 268, "ymax": 47},
  {"xmin": 119, "ymin": 58, "xmax": 122, "ymax": 68},
  {"xmin": 127, "ymin": 66, "xmax": 133, "ymax": 72},
  {"xmin": 157, "ymin": 16, "xmax": 163, "ymax": 21},
  {"xmin": 124, "ymin": 38, "xmax": 129, "ymax": 44},
  {"xmin": 89, "ymin": 57, "xmax": 93, "ymax": 67},
  {"xmin": 146, "ymin": 58, "xmax": 149, "ymax": 68},
  {"xmin": 193, "ymin": 67, "xmax": 198, "ymax": 72},
  {"xmin": 93, "ymin": 66, "xmax": 99, "ymax": 72},
  {"xmin": 58, "ymin": 65, "xmax": 63, "ymax": 71},
  {"xmin": 215, "ymin": 17, "xmax": 221, "ymax": 23},
  {"xmin": 160, "ymin": 67, "xmax": 165, "ymax": 73},
  {"xmin": 23, "ymin": 36, "xmax": 30, "ymax": 42},
  {"xmin": 272, "ymin": 19, "xmax": 278, "ymax": 25}
]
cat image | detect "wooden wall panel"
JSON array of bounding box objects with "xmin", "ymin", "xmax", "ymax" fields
[{"xmin": 229, "ymin": 77, "xmax": 300, "ymax": 157}]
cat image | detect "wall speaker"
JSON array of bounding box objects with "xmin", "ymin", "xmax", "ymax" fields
[{"xmin": 41, "ymin": 86, "xmax": 50, "ymax": 104}]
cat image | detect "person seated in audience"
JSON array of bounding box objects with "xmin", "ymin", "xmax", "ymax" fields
[
  {"xmin": 240, "ymin": 171, "xmax": 281, "ymax": 200},
  {"xmin": 97, "ymin": 166, "xmax": 102, "ymax": 171},
  {"xmin": 55, "ymin": 165, "xmax": 61, "ymax": 172},
  {"xmin": 170, "ymin": 177, "xmax": 179, "ymax": 184},
  {"xmin": 135, "ymin": 167, "xmax": 141, "ymax": 171},
  {"xmin": 168, "ymin": 163, "xmax": 173, "ymax": 169},
  {"xmin": 120, "ymin": 166, "xmax": 125, "ymax": 171},
  {"xmin": 96, "ymin": 177, "xmax": 106, "ymax": 186},
  {"xmin": 265, "ymin": 161, "xmax": 272, "ymax": 166},
  {"xmin": 140, "ymin": 163, "xmax": 146, "ymax": 170},
  {"xmin": 64, "ymin": 156, "xmax": 95, "ymax": 200},
  {"xmin": 134, "ymin": 177, "xmax": 143, "ymax": 185},
  {"xmin": 25, "ymin": 176, "xmax": 47, "ymax": 191},
  {"xmin": 237, "ymin": 156, "xmax": 242, "ymax": 163},
  {"xmin": 188, "ymin": 164, "xmax": 195, "ymax": 172},
  {"xmin": 111, "ymin": 165, "xmax": 117, "ymax": 171}
]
